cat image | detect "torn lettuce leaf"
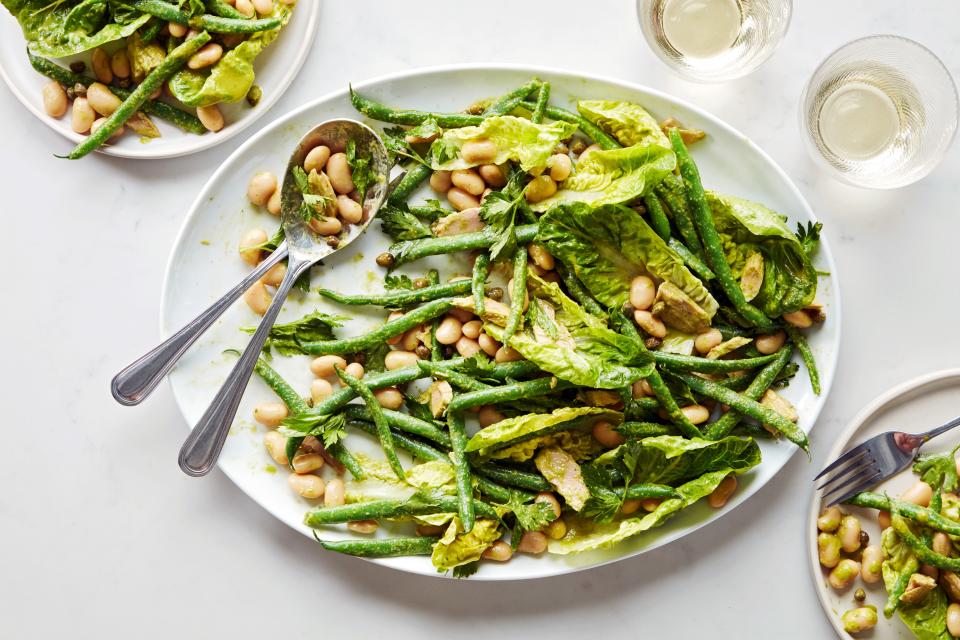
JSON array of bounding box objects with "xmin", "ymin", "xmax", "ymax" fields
[
  {"xmin": 484, "ymin": 274, "xmax": 653, "ymax": 389},
  {"xmin": 881, "ymin": 527, "xmax": 951, "ymax": 639},
  {"xmin": 429, "ymin": 116, "xmax": 577, "ymax": 172},
  {"xmin": 168, "ymin": 2, "xmax": 292, "ymax": 107},
  {"xmin": 708, "ymin": 192, "xmax": 818, "ymax": 317},
  {"xmin": 431, "ymin": 517, "xmax": 502, "ymax": 572},
  {"xmin": 5, "ymin": 0, "xmax": 152, "ymax": 57},
  {"xmin": 343, "ymin": 455, "xmax": 456, "ymax": 503},
  {"xmin": 464, "ymin": 406, "xmax": 618, "ymax": 460},
  {"xmin": 491, "ymin": 430, "xmax": 597, "ymax": 463},
  {"xmin": 547, "ymin": 469, "xmax": 733, "ymax": 554},
  {"xmin": 599, "ymin": 435, "xmax": 761, "ymax": 486},
  {"xmin": 577, "ymin": 100, "xmax": 671, "ymax": 148},
  {"xmin": 535, "ymin": 447, "xmax": 590, "ymax": 511},
  {"xmin": 537, "ymin": 202, "xmax": 718, "ymax": 317},
  {"xmin": 659, "ymin": 330, "xmax": 696, "ymax": 355},
  {"xmin": 531, "ymin": 143, "xmax": 676, "ymax": 211}
]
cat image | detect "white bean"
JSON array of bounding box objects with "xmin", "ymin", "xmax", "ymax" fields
[
  {"xmin": 373, "ymin": 387, "xmax": 404, "ymax": 410},
  {"xmin": 110, "ymin": 49, "xmax": 130, "ymax": 79},
  {"xmin": 310, "ymin": 378, "xmax": 333, "ymax": 404},
  {"xmin": 260, "ymin": 262, "xmax": 286, "ymax": 288},
  {"xmin": 336, "ymin": 195, "xmax": 363, "ymax": 223},
  {"xmin": 239, "ymin": 228, "xmax": 268, "ymax": 266},
  {"xmin": 447, "ymin": 187, "xmax": 480, "ymax": 211},
  {"xmin": 460, "ymin": 138, "xmax": 498, "ymax": 164},
  {"xmin": 681, "ymin": 404, "xmax": 711, "ymax": 425},
  {"xmin": 628, "ymin": 275, "xmax": 656, "ymax": 310},
  {"xmin": 861, "ymin": 545, "xmax": 883, "ymax": 583},
  {"xmin": 947, "ymin": 603, "xmax": 960, "ymax": 636},
  {"xmin": 310, "ymin": 355, "xmax": 347, "ymax": 378},
  {"xmin": 344, "ymin": 362, "xmax": 364, "ymax": 379},
  {"xmin": 234, "ymin": 0, "xmax": 255, "ymax": 17},
  {"xmin": 326, "ymin": 152, "xmax": 354, "ymax": 194},
  {"xmin": 528, "ymin": 243, "xmax": 554, "ymax": 271},
  {"xmin": 478, "ymin": 164, "xmax": 506, "ymax": 188},
  {"xmin": 292, "ymin": 453, "xmax": 324, "ymax": 474},
  {"xmin": 478, "ymin": 405, "xmax": 505, "ymax": 428},
  {"xmin": 263, "ymin": 431, "xmax": 289, "ymax": 465},
  {"xmin": 197, "ymin": 105, "xmax": 224, "ymax": 132},
  {"xmin": 266, "ymin": 188, "xmax": 282, "ymax": 216},
  {"xmin": 524, "ymin": 175, "xmax": 557, "ymax": 203},
  {"xmin": 451, "ymin": 169, "xmax": 485, "ymax": 196},
  {"xmin": 435, "ymin": 316, "xmax": 463, "ymax": 345},
  {"xmin": 783, "ymin": 310, "xmax": 813, "ymax": 328},
  {"xmin": 71, "ymin": 97, "xmax": 95, "ymax": 133},
  {"xmin": 247, "ymin": 172, "xmax": 277, "ymax": 207},
  {"xmin": 188, "ymin": 43, "xmax": 224, "ymax": 69},
  {"xmin": 592, "ymin": 421, "xmax": 625, "ymax": 448},
  {"xmin": 455, "ymin": 336, "xmax": 481, "ymax": 358},
  {"xmin": 708, "ymin": 475, "xmax": 737, "ymax": 508},
  {"xmin": 252, "ymin": 0, "xmax": 273, "ymax": 14},
  {"xmin": 755, "ymin": 330, "xmax": 787, "ymax": 355},
  {"xmin": 633, "ymin": 310, "xmax": 666, "ymax": 338},
  {"xmin": 324, "ymin": 478, "xmax": 345, "ymax": 507},
  {"xmin": 91, "ymin": 48, "xmax": 112, "ymax": 84},
  {"xmin": 288, "ymin": 473, "xmax": 325, "ymax": 499},
  {"xmin": 243, "ymin": 280, "xmax": 271, "ymax": 315},
  {"xmin": 42, "ymin": 81, "xmax": 67, "ymax": 117},
  {"xmin": 304, "ymin": 145, "xmax": 332, "ymax": 173},
  {"xmin": 253, "ymin": 402, "xmax": 288, "ymax": 427},
  {"xmin": 384, "ymin": 350, "xmax": 419, "ymax": 370},
  {"xmin": 838, "ymin": 515, "xmax": 862, "ymax": 553},
  {"xmin": 461, "ymin": 320, "xmax": 482, "ymax": 339},
  {"xmin": 430, "ymin": 170, "xmax": 452, "ymax": 193},
  {"xmin": 694, "ymin": 328, "xmax": 723, "ymax": 354},
  {"xmin": 310, "ymin": 216, "xmax": 342, "ymax": 236},
  {"xmin": 494, "ymin": 346, "xmax": 523, "ymax": 363},
  {"xmin": 478, "ymin": 333, "xmax": 500, "ymax": 357},
  {"xmin": 902, "ymin": 481, "xmax": 933, "ymax": 507},
  {"xmin": 517, "ymin": 531, "xmax": 547, "ymax": 554},
  {"xmin": 168, "ymin": 21, "xmax": 189, "ymax": 37},
  {"xmin": 548, "ymin": 153, "xmax": 572, "ymax": 181},
  {"xmin": 86, "ymin": 82, "xmax": 121, "ymax": 116}
]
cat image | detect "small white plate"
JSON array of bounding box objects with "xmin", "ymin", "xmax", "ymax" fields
[
  {"xmin": 163, "ymin": 64, "xmax": 841, "ymax": 580},
  {"xmin": 808, "ymin": 369, "xmax": 960, "ymax": 638},
  {"xmin": 0, "ymin": 2, "xmax": 320, "ymax": 159}
]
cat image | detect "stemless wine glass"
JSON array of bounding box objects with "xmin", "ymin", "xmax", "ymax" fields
[
  {"xmin": 637, "ymin": 0, "xmax": 792, "ymax": 82},
  {"xmin": 800, "ymin": 36, "xmax": 958, "ymax": 189}
]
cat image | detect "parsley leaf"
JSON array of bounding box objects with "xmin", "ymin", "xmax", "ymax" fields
[
  {"xmin": 278, "ymin": 412, "xmax": 347, "ymax": 449},
  {"xmin": 384, "ymin": 274, "xmax": 414, "ymax": 290},
  {"xmin": 291, "ymin": 166, "xmax": 335, "ymax": 222},
  {"xmin": 797, "ymin": 221, "xmax": 823, "ymax": 258},
  {"xmin": 452, "ymin": 561, "xmax": 480, "ymax": 579},
  {"xmin": 379, "ymin": 204, "xmax": 433, "ymax": 241},
  {"xmin": 510, "ymin": 497, "xmax": 558, "ymax": 532},
  {"xmin": 479, "ymin": 168, "xmax": 532, "ymax": 262},
  {"xmin": 177, "ymin": 0, "xmax": 205, "ymax": 16},
  {"xmin": 580, "ymin": 463, "xmax": 623, "ymax": 524},
  {"xmin": 345, "ymin": 139, "xmax": 375, "ymax": 200},
  {"xmin": 244, "ymin": 311, "xmax": 344, "ymax": 356},
  {"xmin": 428, "ymin": 137, "xmax": 459, "ymax": 166},
  {"xmin": 360, "ymin": 341, "xmax": 391, "ymax": 373}
]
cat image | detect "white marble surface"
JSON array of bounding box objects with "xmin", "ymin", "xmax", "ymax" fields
[{"xmin": 2, "ymin": 1, "xmax": 959, "ymax": 637}]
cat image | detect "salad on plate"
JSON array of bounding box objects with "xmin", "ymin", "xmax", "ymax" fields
[{"xmin": 229, "ymin": 78, "xmax": 827, "ymax": 577}]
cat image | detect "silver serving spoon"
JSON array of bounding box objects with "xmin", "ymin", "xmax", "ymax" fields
[{"xmin": 177, "ymin": 119, "xmax": 390, "ymax": 477}]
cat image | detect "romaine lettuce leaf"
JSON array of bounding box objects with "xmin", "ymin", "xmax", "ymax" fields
[
  {"xmin": 537, "ymin": 202, "xmax": 718, "ymax": 316},
  {"xmin": 531, "ymin": 144, "xmax": 676, "ymax": 211},
  {"xmin": 535, "ymin": 447, "xmax": 590, "ymax": 511},
  {"xmin": 431, "ymin": 518, "xmax": 502, "ymax": 572},
  {"xmin": 600, "ymin": 435, "xmax": 760, "ymax": 486},
  {"xmin": 577, "ymin": 100, "xmax": 671, "ymax": 148},
  {"xmin": 6, "ymin": 0, "xmax": 151, "ymax": 57},
  {"xmin": 881, "ymin": 527, "xmax": 952, "ymax": 639},
  {"xmin": 344, "ymin": 455, "xmax": 456, "ymax": 503},
  {"xmin": 429, "ymin": 116, "xmax": 577, "ymax": 172},
  {"xmin": 168, "ymin": 2, "xmax": 292, "ymax": 106},
  {"xmin": 484, "ymin": 274, "xmax": 652, "ymax": 389},
  {"xmin": 465, "ymin": 406, "xmax": 618, "ymax": 459},
  {"xmin": 547, "ymin": 469, "xmax": 732, "ymax": 554},
  {"xmin": 708, "ymin": 192, "xmax": 818, "ymax": 317}
]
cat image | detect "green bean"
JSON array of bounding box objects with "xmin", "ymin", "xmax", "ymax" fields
[
  {"xmin": 892, "ymin": 512, "xmax": 960, "ymax": 571},
  {"xmin": 29, "ymin": 53, "xmax": 208, "ymax": 137},
  {"xmin": 673, "ymin": 370, "xmax": 808, "ymax": 451},
  {"xmin": 704, "ymin": 347, "xmax": 793, "ymax": 440},
  {"xmin": 644, "ymin": 369, "xmax": 701, "ymax": 439},
  {"xmin": 625, "ymin": 397, "xmax": 661, "ymax": 420},
  {"xmin": 336, "ymin": 369, "xmax": 405, "ymax": 479},
  {"xmin": 417, "ymin": 361, "xmax": 491, "ymax": 392},
  {"xmin": 139, "ymin": 17, "xmax": 164, "ymax": 44},
  {"xmin": 472, "ymin": 253, "xmax": 489, "ymax": 316},
  {"xmin": 785, "ymin": 325, "xmax": 821, "ymax": 395},
  {"xmin": 844, "ymin": 493, "xmax": 960, "ymax": 537},
  {"xmin": 304, "ymin": 494, "xmax": 499, "ymax": 527},
  {"xmin": 448, "ymin": 411, "xmax": 476, "ymax": 532},
  {"xmin": 475, "ymin": 463, "xmax": 551, "ymax": 492},
  {"xmin": 669, "ymin": 130, "xmax": 773, "ymax": 330},
  {"xmin": 484, "ymin": 80, "xmax": 541, "ymax": 116},
  {"xmin": 617, "ymin": 484, "xmax": 683, "ymax": 501},
  {"xmin": 713, "ymin": 373, "xmax": 754, "ymax": 392},
  {"xmin": 615, "ymin": 422, "xmax": 674, "ymax": 438},
  {"xmin": 310, "ymin": 363, "xmax": 448, "ymax": 416},
  {"xmin": 204, "ymin": 0, "xmax": 247, "ymax": 19},
  {"xmin": 427, "ymin": 270, "xmax": 444, "ymax": 361},
  {"xmin": 63, "ymin": 33, "xmax": 210, "ymax": 159},
  {"xmin": 654, "ymin": 175, "xmax": 704, "ymax": 259},
  {"xmin": 653, "ymin": 351, "xmax": 778, "ymax": 373},
  {"xmin": 668, "ymin": 238, "xmax": 716, "ymax": 281},
  {"xmin": 132, "ymin": 0, "xmax": 281, "ymax": 32},
  {"xmin": 317, "ymin": 280, "xmax": 472, "ymax": 307},
  {"xmin": 389, "ymin": 224, "xmax": 539, "ymax": 266},
  {"xmin": 387, "ymin": 164, "xmax": 432, "ymax": 206},
  {"xmin": 342, "ymin": 405, "xmax": 451, "ymax": 448},
  {"xmin": 350, "ymin": 86, "xmax": 485, "ymax": 127},
  {"xmin": 518, "ymin": 101, "xmax": 619, "ymax": 149},
  {"xmin": 642, "ymin": 194, "xmax": 672, "ymax": 242},
  {"xmin": 885, "ymin": 559, "xmax": 918, "ymax": 618},
  {"xmin": 317, "ymin": 536, "xmax": 438, "ymax": 557},
  {"xmin": 301, "ymin": 298, "xmax": 454, "ymax": 355},
  {"xmin": 531, "ymin": 82, "xmax": 550, "ymax": 124},
  {"xmin": 504, "ymin": 250, "xmax": 528, "ymax": 340},
  {"xmin": 555, "ymin": 261, "xmax": 607, "ymax": 319},
  {"xmin": 447, "ymin": 377, "xmax": 571, "ymax": 413},
  {"xmin": 469, "ymin": 359, "xmax": 542, "ymax": 380}
]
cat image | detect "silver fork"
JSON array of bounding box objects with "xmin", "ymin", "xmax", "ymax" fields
[{"xmin": 815, "ymin": 415, "xmax": 960, "ymax": 506}]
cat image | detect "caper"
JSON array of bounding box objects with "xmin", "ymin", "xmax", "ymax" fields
[
  {"xmin": 645, "ymin": 337, "xmax": 663, "ymax": 349},
  {"xmin": 486, "ymin": 286, "xmax": 504, "ymax": 301},
  {"xmin": 412, "ymin": 277, "xmax": 430, "ymax": 289},
  {"xmin": 116, "ymin": 77, "xmax": 131, "ymax": 89},
  {"xmin": 72, "ymin": 83, "xmax": 87, "ymax": 98},
  {"xmin": 375, "ymin": 252, "xmax": 395, "ymax": 268},
  {"xmin": 69, "ymin": 61, "xmax": 86, "ymax": 73},
  {"xmin": 246, "ymin": 84, "xmax": 262, "ymax": 108},
  {"xmin": 416, "ymin": 344, "xmax": 431, "ymax": 359},
  {"xmin": 854, "ymin": 588, "xmax": 866, "ymax": 602},
  {"xmin": 325, "ymin": 236, "xmax": 340, "ymax": 248},
  {"xmin": 859, "ymin": 530, "xmax": 870, "ymax": 546},
  {"xmin": 351, "ymin": 353, "xmax": 366, "ymax": 366}
]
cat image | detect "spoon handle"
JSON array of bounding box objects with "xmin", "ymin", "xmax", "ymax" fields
[
  {"xmin": 110, "ymin": 243, "xmax": 290, "ymax": 406},
  {"xmin": 178, "ymin": 256, "xmax": 312, "ymax": 477}
]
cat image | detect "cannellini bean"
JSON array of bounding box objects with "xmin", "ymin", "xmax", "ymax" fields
[
  {"xmin": 243, "ymin": 280, "xmax": 272, "ymax": 315},
  {"xmin": 528, "ymin": 243, "xmax": 554, "ymax": 270},
  {"xmin": 168, "ymin": 21, "xmax": 189, "ymax": 37},
  {"xmin": 461, "ymin": 320, "xmax": 482, "ymax": 339},
  {"xmin": 783, "ymin": 310, "xmax": 813, "ymax": 328},
  {"xmin": 110, "ymin": 49, "xmax": 130, "ymax": 79},
  {"xmin": 934, "ymin": 532, "xmax": 953, "ymax": 557},
  {"xmin": 310, "ymin": 378, "xmax": 334, "ymax": 404},
  {"xmin": 818, "ymin": 533, "xmax": 842, "ymax": 568},
  {"xmin": 86, "ymin": 82, "xmax": 121, "ymax": 116},
  {"xmin": 252, "ymin": 0, "xmax": 273, "ymax": 14},
  {"xmin": 325, "ymin": 478, "xmax": 346, "ymax": 507},
  {"xmin": 629, "ymin": 275, "xmax": 656, "ymax": 310},
  {"xmin": 694, "ymin": 328, "xmax": 723, "ymax": 354},
  {"xmin": 385, "ymin": 311, "xmax": 405, "ymax": 345},
  {"xmin": 266, "ymin": 188, "xmax": 282, "ymax": 216},
  {"xmin": 71, "ymin": 97, "xmax": 95, "ymax": 133},
  {"xmin": 620, "ymin": 499, "xmax": 642, "ymax": 515},
  {"xmin": 633, "ymin": 310, "xmax": 666, "ymax": 338},
  {"xmin": 524, "ymin": 175, "xmax": 557, "ymax": 203},
  {"xmin": 234, "ymin": 0, "xmax": 255, "ymax": 17},
  {"xmin": 447, "ymin": 187, "xmax": 480, "ymax": 211},
  {"xmin": 517, "ymin": 531, "xmax": 547, "ymax": 554},
  {"xmin": 261, "ymin": 262, "xmax": 286, "ymax": 287},
  {"xmin": 548, "ymin": 153, "xmax": 572, "ymax": 182},
  {"xmin": 817, "ymin": 506, "xmax": 842, "ymax": 532},
  {"xmin": 263, "ymin": 431, "xmax": 289, "ymax": 465},
  {"xmin": 42, "ymin": 81, "xmax": 67, "ymax": 117},
  {"xmin": 708, "ymin": 475, "xmax": 737, "ymax": 508},
  {"xmin": 861, "ymin": 545, "xmax": 883, "ymax": 583},
  {"xmin": 91, "ymin": 48, "xmax": 112, "ymax": 83},
  {"xmin": 239, "ymin": 228, "xmax": 268, "ymax": 265},
  {"xmin": 292, "ymin": 453, "xmax": 324, "ymax": 474},
  {"xmin": 839, "ymin": 515, "xmax": 862, "ymax": 553},
  {"xmin": 828, "ymin": 559, "xmax": 860, "ymax": 590},
  {"xmin": 400, "ymin": 327, "xmax": 421, "ymax": 352},
  {"xmin": 336, "ymin": 195, "xmax": 363, "ymax": 223},
  {"xmin": 755, "ymin": 330, "xmax": 786, "ymax": 355},
  {"xmin": 456, "ymin": 336, "xmax": 481, "ymax": 358},
  {"xmin": 478, "ymin": 164, "xmax": 506, "ymax": 188},
  {"xmin": 478, "ymin": 405, "xmax": 505, "ymax": 428},
  {"xmin": 902, "ymin": 481, "xmax": 933, "ymax": 507},
  {"xmin": 436, "ymin": 316, "xmax": 463, "ymax": 345},
  {"xmin": 482, "ymin": 540, "xmax": 513, "ymax": 562},
  {"xmin": 494, "ymin": 346, "xmax": 523, "ymax": 363},
  {"xmin": 304, "ymin": 146, "xmax": 332, "ymax": 174},
  {"xmin": 592, "ymin": 421, "xmax": 625, "ymax": 448},
  {"xmin": 310, "ymin": 355, "xmax": 347, "ymax": 377},
  {"xmin": 197, "ymin": 105, "xmax": 224, "ymax": 132},
  {"xmin": 841, "ymin": 607, "xmax": 878, "ymax": 634},
  {"xmin": 641, "ymin": 499, "xmax": 662, "ymax": 512},
  {"xmin": 460, "ymin": 138, "xmax": 498, "ymax": 164},
  {"xmin": 344, "ymin": 362, "xmax": 364, "ymax": 379},
  {"xmin": 545, "ymin": 519, "xmax": 567, "ymax": 540},
  {"xmin": 347, "ymin": 519, "xmax": 379, "ymax": 534},
  {"xmin": 878, "ymin": 510, "xmax": 892, "ymax": 529},
  {"xmin": 632, "ymin": 379, "xmax": 653, "ymax": 398},
  {"xmin": 247, "ymin": 172, "xmax": 277, "ymax": 207},
  {"xmin": 188, "ymin": 43, "xmax": 223, "ymax": 69},
  {"xmin": 430, "ymin": 170, "xmax": 453, "ymax": 193},
  {"xmin": 253, "ymin": 402, "xmax": 288, "ymax": 428},
  {"xmin": 325, "ymin": 152, "xmax": 354, "ymax": 194},
  {"xmin": 451, "ymin": 169, "xmax": 485, "ymax": 196},
  {"xmin": 948, "ymin": 603, "xmax": 960, "ymax": 636},
  {"xmin": 581, "ymin": 143, "xmax": 602, "ymax": 156},
  {"xmin": 535, "ymin": 492, "xmax": 562, "ymax": 518},
  {"xmin": 309, "ymin": 216, "xmax": 342, "ymax": 236},
  {"xmin": 478, "ymin": 333, "xmax": 500, "ymax": 357},
  {"xmin": 681, "ymin": 404, "xmax": 711, "ymax": 425},
  {"xmin": 373, "ymin": 387, "xmax": 404, "ymax": 410},
  {"xmin": 384, "ymin": 350, "xmax": 419, "ymax": 370},
  {"xmin": 288, "ymin": 473, "xmax": 325, "ymax": 499}
]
